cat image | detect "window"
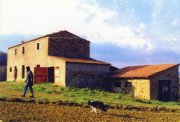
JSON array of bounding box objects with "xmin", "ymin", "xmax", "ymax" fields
[
  {"xmin": 114, "ymin": 81, "xmax": 121, "ymax": 87},
  {"xmin": 22, "ymin": 47, "xmax": 25, "ymax": 54},
  {"xmin": 15, "ymin": 49, "xmax": 17, "ymax": 55},
  {"xmin": 10, "ymin": 67, "xmax": 12, "ymax": 72},
  {"xmin": 22, "ymin": 65, "xmax": 25, "ymax": 78},
  {"xmin": 37, "ymin": 65, "xmax": 40, "ymax": 67},
  {"xmin": 37, "ymin": 43, "xmax": 40, "ymax": 50}
]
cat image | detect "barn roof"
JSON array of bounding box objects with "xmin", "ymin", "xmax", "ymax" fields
[
  {"xmin": 111, "ymin": 64, "xmax": 179, "ymax": 79},
  {"xmin": 51, "ymin": 56, "xmax": 110, "ymax": 65},
  {"xmin": 8, "ymin": 30, "xmax": 90, "ymax": 49}
]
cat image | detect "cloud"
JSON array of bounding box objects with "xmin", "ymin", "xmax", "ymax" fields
[
  {"xmin": 171, "ymin": 20, "xmax": 179, "ymax": 27},
  {"xmin": 0, "ymin": 0, "xmax": 180, "ymax": 66},
  {"xmin": 138, "ymin": 23, "xmax": 146, "ymax": 30},
  {"xmin": 0, "ymin": 0, "xmax": 82, "ymax": 34},
  {"xmin": 150, "ymin": 0, "xmax": 180, "ymax": 34},
  {"xmin": 0, "ymin": 0, "xmax": 155, "ymax": 52}
]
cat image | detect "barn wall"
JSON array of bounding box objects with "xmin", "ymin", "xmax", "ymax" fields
[
  {"xmin": 7, "ymin": 37, "xmax": 49, "ymax": 82},
  {"xmin": 111, "ymin": 79, "xmax": 150, "ymax": 99},
  {"xmin": 150, "ymin": 66, "xmax": 179, "ymax": 101},
  {"xmin": 66, "ymin": 62, "xmax": 110, "ymax": 89},
  {"xmin": 129, "ymin": 79, "xmax": 150, "ymax": 99},
  {"xmin": 48, "ymin": 38, "xmax": 90, "ymax": 59}
]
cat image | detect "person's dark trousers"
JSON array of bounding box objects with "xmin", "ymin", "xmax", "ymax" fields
[{"xmin": 23, "ymin": 83, "xmax": 34, "ymax": 96}]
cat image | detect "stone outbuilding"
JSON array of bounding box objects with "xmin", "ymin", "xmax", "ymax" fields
[
  {"xmin": 7, "ymin": 30, "xmax": 110, "ymax": 88},
  {"xmin": 111, "ymin": 64, "xmax": 179, "ymax": 101}
]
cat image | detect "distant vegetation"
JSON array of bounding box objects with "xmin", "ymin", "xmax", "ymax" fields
[
  {"xmin": 0, "ymin": 51, "xmax": 7, "ymax": 66},
  {"xmin": 0, "ymin": 66, "xmax": 6, "ymax": 81},
  {"xmin": 0, "ymin": 51, "xmax": 7, "ymax": 81}
]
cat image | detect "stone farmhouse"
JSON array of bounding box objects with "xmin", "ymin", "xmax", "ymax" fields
[
  {"xmin": 111, "ymin": 64, "xmax": 179, "ymax": 101},
  {"xmin": 7, "ymin": 30, "xmax": 110, "ymax": 88},
  {"xmin": 7, "ymin": 30, "xmax": 179, "ymax": 101}
]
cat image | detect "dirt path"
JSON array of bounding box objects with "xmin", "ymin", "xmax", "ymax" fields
[{"xmin": 0, "ymin": 101, "xmax": 179, "ymax": 122}]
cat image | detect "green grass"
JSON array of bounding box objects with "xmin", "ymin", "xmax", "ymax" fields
[
  {"xmin": 0, "ymin": 81, "xmax": 180, "ymax": 108},
  {"xmin": 0, "ymin": 93, "xmax": 7, "ymax": 99}
]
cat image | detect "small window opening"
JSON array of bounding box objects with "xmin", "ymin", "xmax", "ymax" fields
[
  {"xmin": 22, "ymin": 47, "xmax": 25, "ymax": 54},
  {"xmin": 15, "ymin": 49, "xmax": 17, "ymax": 55},
  {"xmin": 10, "ymin": 67, "xmax": 12, "ymax": 72},
  {"xmin": 37, "ymin": 43, "xmax": 40, "ymax": 50}
]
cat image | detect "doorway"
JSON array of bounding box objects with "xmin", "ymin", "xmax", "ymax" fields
[
  {"xmin": 14, "ymin": 66, "xmax": 17, "ymax": 80},
  {"xmin": 34, "ymin": 67, "xmax": 55, "ymax": 83},
  {"xmin": 159, "ymin": 80, "xmax": 171, "ymax": 101},
  {"xmin": 22, "ymin": 65, "xmax": 25, "ymax": 78},
  {"xmin": 48, "ymin": 67, "xmax": 54, "ymax": 83}
]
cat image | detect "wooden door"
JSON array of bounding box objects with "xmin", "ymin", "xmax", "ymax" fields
[{"xmin": 34, "ymin": 67, "xmax": 48, "ymax": 83}]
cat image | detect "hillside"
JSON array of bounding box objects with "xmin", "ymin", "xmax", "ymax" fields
[
  {"xmin": 0, "ymin": 51, "xmax": 7, "ymax": 66},
  {"xmin": 0, "ymin": 66, "xmax": 6, "ymax": 81},
  {"xmin": 0, "ymin": 51, "xmax": 7, "ymax": 81}
]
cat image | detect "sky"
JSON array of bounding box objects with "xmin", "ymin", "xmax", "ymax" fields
[{"xmin": 0, "ymin": 0, "xmax": 180, "ymax": 68}]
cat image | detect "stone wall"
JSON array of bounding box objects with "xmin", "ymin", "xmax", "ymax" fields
[
  {"xmin": 111, "ymin": 79, "xmax": 150, "ymax": 99},
  {"xmin": 66, "ymin": 62, "xmax": 110, "ymax": 89},
  {"xmin": 48, "ymin": 38, "xmax": 90, "ymax": 59},
  {"xmin": 150, "ymin": 66, "xmax": 179, "ymax": 101},
  {"xmin": 129, "ymin": 79, "xmax": 150, "ymax": 99}
]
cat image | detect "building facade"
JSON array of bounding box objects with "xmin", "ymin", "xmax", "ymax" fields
[
  {"xmin": 111, "ymin": 64, "xmax": 179, "ymax": 101},
  {"xmin": 7, "ymin": 30, "xmax": 110, "ymax": 88}
]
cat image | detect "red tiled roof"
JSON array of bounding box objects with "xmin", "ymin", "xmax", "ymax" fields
[
  {"xmin": 51, "ymin": 56, "xmax": 110, "ymax": 65},
  {"xmin": 8, "ymin": 30, "xmax": 89, "ymax": 49},
  {"xmin": 111, "ymin": 64, "xmax": 179, "ymax": 78}
]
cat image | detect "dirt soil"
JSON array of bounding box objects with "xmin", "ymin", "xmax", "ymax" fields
[{"xmin": 0, "ymin": 101, "xmax": 179, "ymax": 122}]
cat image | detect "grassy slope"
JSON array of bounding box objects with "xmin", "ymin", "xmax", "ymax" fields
[{"xmin": 0, "ymin": 81, "xmax": 179, "ymax": 108}]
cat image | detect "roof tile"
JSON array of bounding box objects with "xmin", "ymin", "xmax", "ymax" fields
[{"xmin": 111, "ymin": 64, "xmax": 179, "ymax": 78}]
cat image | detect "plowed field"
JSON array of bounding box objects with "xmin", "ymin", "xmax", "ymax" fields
[{"xmin": 0, "ymin": 101, "xmax": 179, "ymax": 122}]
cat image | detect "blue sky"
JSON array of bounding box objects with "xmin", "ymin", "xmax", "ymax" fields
[{"xmin": 0, "ymin": 0, "xmax": 180, "ymax": 67}]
